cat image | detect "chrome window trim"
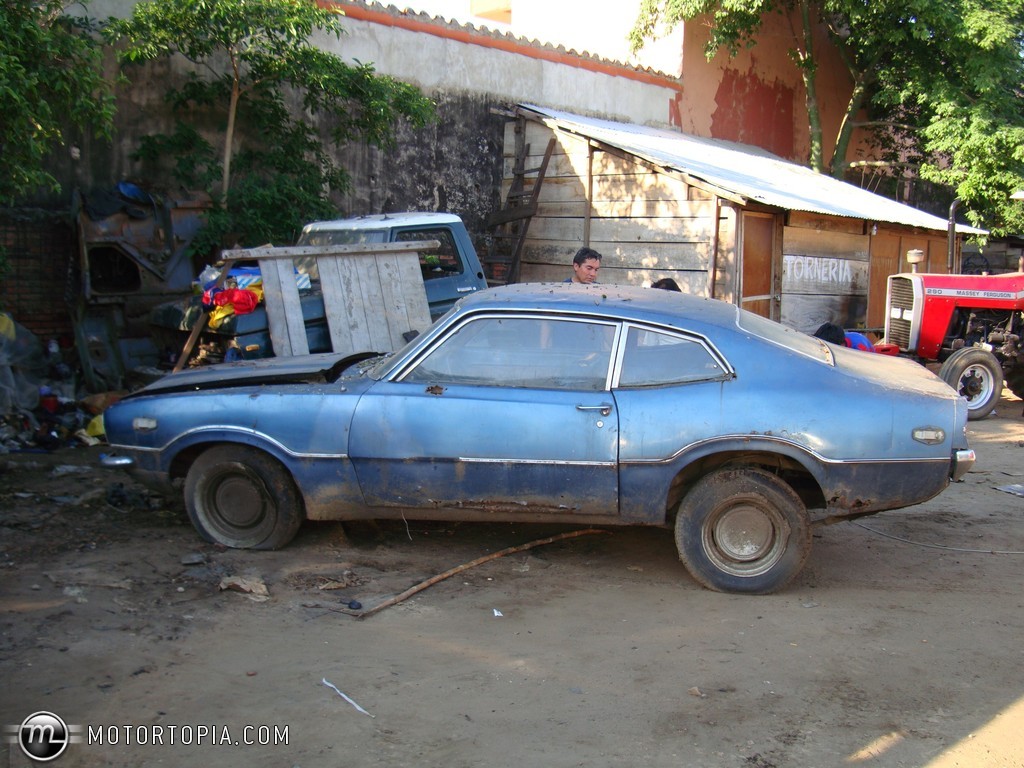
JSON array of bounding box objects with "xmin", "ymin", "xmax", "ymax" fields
[
  {"xmin": 391, "ymin": 311, "xmax": 622, "ymax": 390},
  {"xmin": 611, "ymin": 321, "xmax": 734, "ymax": 388}
]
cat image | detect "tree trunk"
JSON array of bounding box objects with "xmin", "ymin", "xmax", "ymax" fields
[
  {"xmin": 829, "ymin": 78, "xmax": 868, "ymax": 180},
  {"xmin": 798, "ymin": 0, "xmax": 824, "ymax": 173},
  {"xmin": 221, "ymin": 55, "xmax": 241, "ymax": 203}
]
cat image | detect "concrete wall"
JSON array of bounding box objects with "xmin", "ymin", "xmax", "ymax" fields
[{"xmin": 327, "ymin": 3, "xmax": 681, "ymax": 127}]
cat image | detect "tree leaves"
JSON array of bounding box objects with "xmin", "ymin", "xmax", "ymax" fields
[
  {"xmin": 0, "ymin": 0, "xmax": 115, "ymax": 204},
  {"xmin": 105, "ymin": 0, "xmax": 436, "ymax": 253}
]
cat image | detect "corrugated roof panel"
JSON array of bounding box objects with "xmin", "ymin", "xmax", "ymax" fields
[{"xmin": 520, "ymin": 104, "xmax": 984, "ymax": 235}]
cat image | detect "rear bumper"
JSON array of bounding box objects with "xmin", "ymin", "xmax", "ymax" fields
[{"xmin": 951, "ymin": 449, "xmax": 976, "ymax": 482}]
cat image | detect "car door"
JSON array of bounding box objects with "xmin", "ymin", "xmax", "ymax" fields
[
  {"xmin": 611, "ymin": 323, "xmax": 733, "ymax": 523},
  {"xmin": 349, "ymin": 313, "xmax": 621, "ymax": 517}
]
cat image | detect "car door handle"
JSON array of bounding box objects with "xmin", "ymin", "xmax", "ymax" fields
[{"xmin": 576, "ymin": 403, "xmax": 613, "ymax": 416}]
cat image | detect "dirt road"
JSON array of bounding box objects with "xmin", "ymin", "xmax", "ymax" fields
[{"xmin": 2, "ymin": 393, "xmax": 1023, "ymax": 768}]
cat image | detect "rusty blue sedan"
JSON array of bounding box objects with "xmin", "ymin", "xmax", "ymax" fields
[{"xmin": 102, "ymin": 283, "xmax": 974, "ymax": 593}]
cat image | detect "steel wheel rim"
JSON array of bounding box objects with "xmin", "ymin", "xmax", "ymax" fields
[
  {"xmin": 702, "ymin": 500, "xmax": 789, "ymax": 578},
  {"xmin": 959, "ymin": 364, "xmax": 995, "ymax": 407},
  {"xmin": 201, "ymin": 464, "xmax": 275, "ymax": 541}
]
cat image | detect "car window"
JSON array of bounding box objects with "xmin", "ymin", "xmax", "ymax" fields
[
  {"xmin": 401, "ymin": 315, "xmax": 616, "ymax": 390},
  {"xmin": 617, "ymin": 326, "xmax": 725, "ymax": 387},
  {"xmin": 395, "ymin": 228, "xmax": 465, "ymax": 279}
]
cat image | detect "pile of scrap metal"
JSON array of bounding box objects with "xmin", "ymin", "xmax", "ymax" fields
[
  {"xmin": 0, "ymin": 312, "xmax": 107, "ymax": 453},
  {"xmin": 69, "ymin": 183, "xmax": 213, "ymax": 393}
]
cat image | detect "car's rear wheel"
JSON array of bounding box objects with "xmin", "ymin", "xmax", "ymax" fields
[
  {"xmin": 939, "ymin": 347, "xmax": 1003, "ymax": 420},
  {"xmin": 184, "ymin": 445, "xmax": 303, "ymax": 550},
  {"xmin": 674, "ymin": 468, "xmax": 811, "ymax": 594}
]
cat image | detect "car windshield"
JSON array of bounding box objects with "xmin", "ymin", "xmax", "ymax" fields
[{"xmin": 736, "ymin": 309, "xmax": 835, "ymax": 365}]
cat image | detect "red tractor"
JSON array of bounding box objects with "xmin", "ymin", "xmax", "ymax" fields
[{"xmin": 885, "ymin": 271, "xmax": 1024, "ymax": 419}]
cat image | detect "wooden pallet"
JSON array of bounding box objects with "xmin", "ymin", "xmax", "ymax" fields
[{"xmin": 174, "ymin": 241, "xmax": 436, "ymax": 370}]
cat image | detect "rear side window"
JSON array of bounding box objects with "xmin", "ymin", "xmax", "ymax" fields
[
  {"xmin": 395, "ymin": 228, "xmax": 465, "ymax": 280},
  {"xmin": 617, "ymin": 326, "xmax": 725, "ymax": 387}
]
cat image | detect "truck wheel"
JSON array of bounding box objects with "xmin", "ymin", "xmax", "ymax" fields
[
  {"xmin": 674, "ymin": 468, "xmax": 811, "ymax": 595},
  {"xmin": 939, "ymin": 347, "xmax": 1003, "ymax": 420},
  {"xmin": 184, "ymin": 445, "xmax": 304, "ymax": 550}
]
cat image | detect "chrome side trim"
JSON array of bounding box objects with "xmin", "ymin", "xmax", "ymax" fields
[
  {"xmin": 108, "ymin": 424, "xmax": 348, "ymax": 460},
  {"xmin": 457, "ymin": 457, "xmax": 616, "ymax": 466},
  {"xmin": 622, "ymin": 433, "xmax": 954, "ymax": 467}
]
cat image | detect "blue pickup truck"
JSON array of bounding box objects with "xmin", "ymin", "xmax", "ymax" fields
[{"xmin": 150, "ymin": 212, "xmax": 489, "ymax": 365}]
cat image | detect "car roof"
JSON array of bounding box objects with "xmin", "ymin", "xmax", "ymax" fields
[
  {"xmin": 455, "ymin": 282, "xmax": 741, "ymax": 329},
  {"xmin": 301, "ymin": 212, "xmax": 462, "ymax": 232}
]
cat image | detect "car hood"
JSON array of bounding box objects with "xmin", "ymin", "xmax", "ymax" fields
[{"xmin": 131, "ymin": 351, "xmax": 381, "ymax": 396}]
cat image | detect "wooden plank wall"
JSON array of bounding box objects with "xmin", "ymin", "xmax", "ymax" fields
[
  {"xmin": 510, "ymin": 121, "xmax": 725, "ymax": 294},
  {"xmin": 780, "ymin": 211, "xmax": 871, "ymax": 333}
]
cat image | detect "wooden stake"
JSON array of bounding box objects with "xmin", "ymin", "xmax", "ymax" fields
[{"xmin": 357, "ymin": 528, "xmax": 610, "ymax": 619}]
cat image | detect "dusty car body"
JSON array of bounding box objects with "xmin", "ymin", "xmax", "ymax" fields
[{"xmin": 102, "ymin": 284, "xmax": 974, "ymax": 594}]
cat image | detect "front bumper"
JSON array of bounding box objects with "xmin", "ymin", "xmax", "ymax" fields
[{"xmin": 100, "ymin": 452, "xmax": 135, "ymax": 468}]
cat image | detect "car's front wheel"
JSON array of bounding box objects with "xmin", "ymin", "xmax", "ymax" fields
[
  {"xmin": 675, "ymin": 468, "xmax": 811, "ymax": 594},
  {"xmin": 184, "ymin": 445, "xmax": 303, "ymax": 550},
  {"xmin": 939, "ymin": 347, "xmax": 1003, "ymax": 420}
]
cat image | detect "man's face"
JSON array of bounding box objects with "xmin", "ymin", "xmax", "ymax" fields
[{"xmin": 573, "ymin": 257, "xmax": 601, "ymax": 283}]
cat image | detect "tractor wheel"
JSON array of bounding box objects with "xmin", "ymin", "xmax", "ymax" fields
[{"xmin": 939, "ymin": 347, "xmax": 1003, "ymax": 420}]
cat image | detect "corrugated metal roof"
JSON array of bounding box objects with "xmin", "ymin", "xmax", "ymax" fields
[{"xmin": 520, "ymin": 104, "xmax": 984, "ymax": 235}]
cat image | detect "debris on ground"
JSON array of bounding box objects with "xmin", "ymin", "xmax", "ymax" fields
[
  {"xmin": 0, "ymin": 311, "xmax": 127, "ymax": 455},
  {"xmin": 219, "ymin": 575, "xmax": 270, "ymax": 601}
]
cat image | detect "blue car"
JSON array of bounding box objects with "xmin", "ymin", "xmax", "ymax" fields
[{"xmin": 102, "ymin": 283, "xmax": 974, "ymax": 594}]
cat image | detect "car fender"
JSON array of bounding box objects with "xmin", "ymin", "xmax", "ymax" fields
[{"xmin": 619, "ymin": 434, "xmax": 828, "ymax": 524}]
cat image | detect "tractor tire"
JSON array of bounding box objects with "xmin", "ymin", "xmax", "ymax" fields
[{"xmin": 939, "ymin": 347, "xmax": 1003, "ymax": 420}]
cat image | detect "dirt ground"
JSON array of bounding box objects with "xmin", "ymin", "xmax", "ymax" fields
[{"xmin": 2, "ymin": 391, "xmax": 1024, "ymax": 768}]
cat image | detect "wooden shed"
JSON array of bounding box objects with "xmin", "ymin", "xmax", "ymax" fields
[{"xmin": 487, "ymin": 105, "xmax": 981, "ymax": 334}]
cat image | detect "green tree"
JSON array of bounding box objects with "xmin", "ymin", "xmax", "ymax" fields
[
  {"xmin": 105, "ymin": 0, "xmax": 436, "ymax": 251},
  {"xmin": 630, "ymin": 0, "xmax": 1024, "ymax": 236},
  {"xmin": 0, "ymin": 0, "xmax": 115, "ymax": 204}
]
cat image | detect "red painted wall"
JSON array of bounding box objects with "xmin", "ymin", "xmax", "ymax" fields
[{"xmin": 711, "ymin": 69, "xmax": 795, "ymax": 159}]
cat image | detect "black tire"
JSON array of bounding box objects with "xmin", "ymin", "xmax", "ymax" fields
[
  {"xmin": 184, "ymin": 445, "xmax": 303, "ymax": 550},
  {"xmin": 674, "ymin": 468, "xmax": 811, "ymax": 595},
  {"xmin": 939, "ymin": 347, "xmax": 1003, "ymax": 420}
]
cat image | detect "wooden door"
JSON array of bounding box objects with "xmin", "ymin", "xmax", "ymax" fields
[{"xmin": 740, "ymin": 212, "xmax": 779, "ymax": 319}]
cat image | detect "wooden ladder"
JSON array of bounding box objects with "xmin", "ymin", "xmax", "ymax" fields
[{"xmin": 484, "ymin": 133, "xmax": 556, "ymax": 285}]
